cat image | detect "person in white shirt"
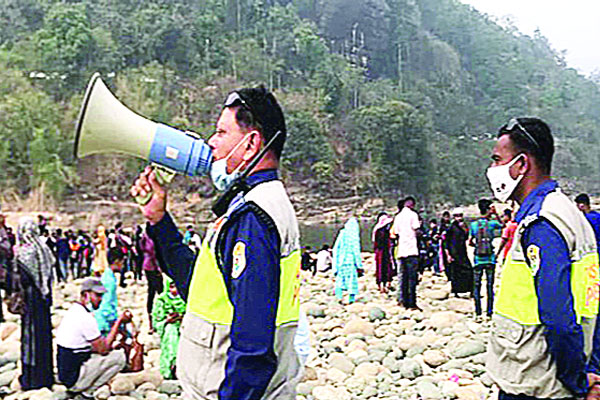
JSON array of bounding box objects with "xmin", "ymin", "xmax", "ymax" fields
[
  {"xmin": 390, "ymin": 196, "xmax": 421, "ymax": 309},
  {"xmin": 316, "ymin": 244, "xmax": 332, "ymax": 273},
  {"xmin": 56, "ymin": 278, "xmax": 130, "ymax": 399}
]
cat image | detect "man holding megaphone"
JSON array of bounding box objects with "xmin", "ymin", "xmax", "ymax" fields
[{"xmin": 130, "ymin": 87, "xmax": 302, "ymax": 400}]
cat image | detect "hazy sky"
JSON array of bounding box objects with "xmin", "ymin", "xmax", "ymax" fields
[{"xmin": 459, "ymin": 0, "xmax": 600, "ymax": 76}]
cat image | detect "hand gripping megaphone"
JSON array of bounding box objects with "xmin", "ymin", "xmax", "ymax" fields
[{"xmin": 74, "ymin": 73, "xmax": 212, "ymax": 204}]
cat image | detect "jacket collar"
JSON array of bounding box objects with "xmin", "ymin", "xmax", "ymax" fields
[{"xmin": 515, "ymin": 179, "xmax": 558, "ymax": 223}]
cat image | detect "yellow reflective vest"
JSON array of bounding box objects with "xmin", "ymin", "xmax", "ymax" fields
[
  {"xmin": 176, "ymin": 179, "xmax": 302, "ymax": 400},
  {"xmin": 487, "ymin": 187, "xmax": 599, "ymax": 398}
]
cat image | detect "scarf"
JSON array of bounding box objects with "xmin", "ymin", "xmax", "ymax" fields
[
  {"xmin": 333, "ymin": 217, "xmax": 362, "ymax": 270},
  {"xmin": 372, "ymin": 215, "xmax": 393, "ymax": 242},
  {"xmin": 15, "ymin": 217, "xmax": 55, "ymax": 298},
  {"xmin": 158, "ymin": 276, "xmax": 187, "ymax": 314}
]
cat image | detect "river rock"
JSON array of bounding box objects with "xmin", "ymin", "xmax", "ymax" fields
[
  {"xmin": 363, "ymin": 385, "xmax": 378, "ymax": 397},
  {"xmin": 145, "ymin": 391, "xmax": 168, "ymax": 400},
  {"xmin": 146, "ymin": 350, "xmax": 161, "ymax": 366},
  {"xmin": 427, "ymin": 289, "xmax": 449, "ymax": 301},
  {"xmin": 312, "ymin": 385, "xmax": 338, "ymax": 400},
  {"xmin": 328, "ymin": 353, "xmax": 355, "ymax": 374},
  {"xmin": 136, "ymin": 382, "xmax": 156, "ymax": 395},
  {"xmin": 382, "ymin": 355, "xmax": 401, "ymax": 373},
  {"xmin": 368, "ymin": 307, "xmax": 386, "ymax": 322},
  {"xmin": 347, "ymin": 339, "xmax": 368, "ymax": 353},
  {"xmin": 0, "ymin": 363, "xmax": 15, "ymax": 374},
  {"xmin": 367, "ymin": 349, "xmax": 387, "ymax": 363},
  {"xmin": 354, "ymin": 362, "xmax": 380, "ymax": 379},
  {"xmin": 470, "ymin": 353, "xmax": 487, "ymax": 365},
  {"xmin": 307, "ymin": 307, "xmax": 326, "ymax": 318},
  {"xmin": 397, "ymin": 335, "xmax": 424, "ymax": 351},
  {"xmin": 297, "ymin": 381, "xmax": 318, "ymax": 396},
  {"xmin": 455, "ymin": 383, "xmax": 487, "ymax": 400},
  {"xmin": 51, "ymin": 391, "xmax": 70, "ymax": 400},
  {"xmin": 94, "ymin": 385, "xmax": 111, "ymax": 400},
  {"xmin": 416, "ymin": 380, "xmax": 443, "ymax": 399},
  {"xmin": 0, "ymin": 323, "xmax": 18, "ymax": 341},
  {"xmin": 9, "ymin": 376, "xmax": 20, "ymax": 392},
  {"xmin": 111, "ymin": 376, "xmax": 135, "ymax": 394},
  {"xmin": 0, "ymin": 341, "xmax": 19, "ymax": 355},
  {"xmin": 326, "ymin": 367, "xmax": 347, "ymax": 383},
  {"xmin": 400, "ymin": 359, "xmax": 422, "ymax": 379},
  {"xmin": 343, "ymin": 318, "xmax": 374, "ymax": 336},
  {"xmin": 406, "ymin": 345, "xmax": 425, "ymax": 358},
  {"xmin": 122, "ymin": 369, "xmax": 163, "ymax": 388},
  {"xmin": 0, "ymin": 352, "xmax": 19, "ymax": 367},
  {"xmin": 27, "ymin": 388, "xmax": 53, "ymax": 400},
  {"xmin": 158, "ymin": 380, "xmax": 181, "ymax": 395},
  {"xmin": 423, "ymin": 350, "xmax": 448, "ymax": 367},
  {"xmin": 0, "ymin": 370, "xmax": 17, "ymax": 387},
  {"xmin": 464, "ymin": 362, "xmax": 486, "ymax": 376},
  {"xmin": 303, "ymin": 366, "xmax": 318, "ymax": 381},
  {"xmin": 442, "ymin": 381, "xmax": 460, "ymax": 398},
  {"xmin": 451, "ymin": 341, "xmax": 486, "ymax": 359},
  {"xmin": 445, "ymin": 298, "xmax": 474, "ymax": 313},
  {"xmin": 429, "ymin": 311, "xmax": 461, "ymax": 330}
]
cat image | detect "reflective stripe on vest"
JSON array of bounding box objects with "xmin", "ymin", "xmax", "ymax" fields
[
  {"xmin": 577, "ymin": 252, "xmax": 600, "ymax": 319},
  {"xmin": 186, "ymin": 215, "xmax": 301, "ymax": 326},
  {"xmin": 496, "ymin": 249, "xmax": 599, "ymax": 325}
]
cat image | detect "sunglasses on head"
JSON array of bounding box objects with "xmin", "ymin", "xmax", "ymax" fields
[
  {"xmin": 503, "ymin": 118, "xmax": 541, "ymax": 151},
  {"xmin": 224, "ymin": 91, "xmax": 262, "ymax": 125}
]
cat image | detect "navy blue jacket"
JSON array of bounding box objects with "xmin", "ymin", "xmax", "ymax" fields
[
  {"xmin": 516, "ymin": 180, "xmax": 599, "ymax": 396},
  {"xmin": 148, "ymin": 170, "xmax": 282, "ymax": 400}
]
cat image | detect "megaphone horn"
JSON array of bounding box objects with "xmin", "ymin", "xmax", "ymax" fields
[
  {"xmin": 74, "ymin": 73, "xmax": 213, "ymax": 203},
  {"xmin": 75, "ymin": 73, "xmax": 212, "ymax": 175}
]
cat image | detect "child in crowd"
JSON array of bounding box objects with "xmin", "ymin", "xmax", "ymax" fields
[{"xmin": 152, "ymin": 277, "xmax": 185, "ymax": 379}]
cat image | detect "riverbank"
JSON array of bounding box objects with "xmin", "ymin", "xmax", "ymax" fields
[
  {"xmin": 0, "ymin": 252, "xmax": 496, "ymax": 400},
  {"xmin": 0, "ymin": 181, "xmax": 478, "ymax": 233}
]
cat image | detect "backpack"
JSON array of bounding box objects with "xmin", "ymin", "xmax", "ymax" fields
[{"xmin": 475, "ymin": 219, "xmax": 493, "ymax": 256}]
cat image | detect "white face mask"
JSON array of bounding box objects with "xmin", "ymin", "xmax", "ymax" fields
[
  {"xmin": 486, "ymin": 154, "xmax": 524, "ymax": 203},
  {"xmin": 210, "ymin": 133, "xmax": 254, "ymax": 192}
]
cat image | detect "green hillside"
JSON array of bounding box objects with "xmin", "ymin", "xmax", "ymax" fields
[{"xmin": 1, "ymin": 0, "xmax": 598, "ymax": 204}]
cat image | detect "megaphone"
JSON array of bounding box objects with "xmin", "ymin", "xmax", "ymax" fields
[{"xmin": 74, "ymin": 73, "xmax": 212, "ymax": 203}]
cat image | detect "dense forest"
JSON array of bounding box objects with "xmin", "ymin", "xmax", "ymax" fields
[{"xmin": 1, "ymin": 0, "xmax": 599, "ymax": 205}]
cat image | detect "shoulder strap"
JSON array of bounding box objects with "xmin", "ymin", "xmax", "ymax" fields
[{"xmin": 214, "ymin": 202, "xmax": 279, "ymax": 269}]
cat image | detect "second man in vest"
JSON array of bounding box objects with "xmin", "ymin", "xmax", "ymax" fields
[{"xmin": 485, "ymin": 117, "xmax": 600, "ymax": 400}]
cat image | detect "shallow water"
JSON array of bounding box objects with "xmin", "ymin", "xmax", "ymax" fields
[{"xmin": 299, "ymin": 221, "xmax": 375, "ymax": 251}]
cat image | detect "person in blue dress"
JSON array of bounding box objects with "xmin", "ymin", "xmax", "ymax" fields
[{"xmin": 333, "ymin": 217, "xmax": 362, "ymax": 305}]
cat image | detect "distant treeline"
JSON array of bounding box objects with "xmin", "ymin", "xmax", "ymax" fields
[{"xmin": 0, "ymin": 0, "xmax": 598, "ymax": 202}]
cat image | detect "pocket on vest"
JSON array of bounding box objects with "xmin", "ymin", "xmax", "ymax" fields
[{"xmin": 177, "ymin": 315, "xmax": 216, "ymax": 397}]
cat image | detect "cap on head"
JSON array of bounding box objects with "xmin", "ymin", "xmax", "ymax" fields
[{"xmin": 81, "ymin": 278, "xmax": 107, "ymax": 294}]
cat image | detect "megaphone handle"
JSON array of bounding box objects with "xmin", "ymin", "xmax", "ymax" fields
[{"xmin": 134, "ymin": 164, "xmax": 176, "ymax": 205}]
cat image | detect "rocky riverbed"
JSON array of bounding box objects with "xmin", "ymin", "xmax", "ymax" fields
[
  {"xmin": 298, "ymin": 253, "xmax": 495, "ymax": 400},
  {"xmin": 0, "ymin": 253, "xmax": 495, "ymax": 400}
]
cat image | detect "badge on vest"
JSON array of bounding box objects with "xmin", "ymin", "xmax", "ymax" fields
[
  {"xmin": 232, "ymin": 241, "xmax": 247, "ymax": 279},
  {"xmin": 526, "ymin": 245, "xmax": 541, "ymax": 275}
]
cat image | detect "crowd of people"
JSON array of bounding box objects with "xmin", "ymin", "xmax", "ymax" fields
[
  {"xmin": 0, "ymin": 214, "xmax": 202, "ymax": 399},
  {"xmin": 299, "ymin": 196, "xmax": 520, "ymax": 320}
]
